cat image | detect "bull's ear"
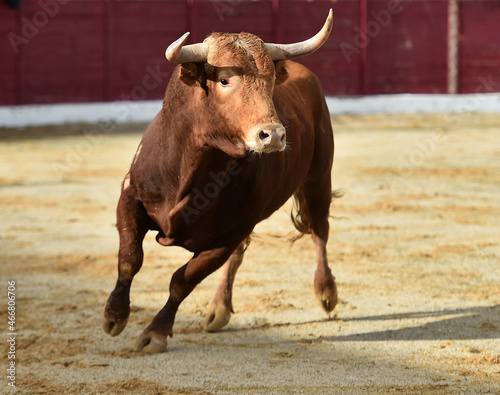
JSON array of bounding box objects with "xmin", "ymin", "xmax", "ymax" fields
[
  {"xmin": 180, "ymin": 63, "xmax": 205, "ymax": 86},
  {"xmin": 274, "ymin": 61, "xmax": 289, "ymax": 85}
]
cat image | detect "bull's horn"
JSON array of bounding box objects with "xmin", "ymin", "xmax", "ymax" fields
[
  {"xmin": 165, "ymin": 32, "xmax": 208, "ymax": 64},
  {"xmin": 266, "ymin": 9, "xmax": 333, "ymax": 61}
]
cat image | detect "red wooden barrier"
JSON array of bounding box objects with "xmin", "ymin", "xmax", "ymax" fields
[
  {"xmin": 364, "ymin": 0, "xmax": 449, "ymax": 94},
  {"xmin": 1, "ymin": 0, "xmax": 499, "ymax": 106},
  {"xmin": 459, "ymin": 1, "xmax": 500, "ymax": 94}
]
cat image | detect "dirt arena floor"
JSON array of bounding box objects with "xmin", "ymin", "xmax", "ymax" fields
[{"xmin": 1, "ymin": 112, "xmax": 499, "ymax": 394}]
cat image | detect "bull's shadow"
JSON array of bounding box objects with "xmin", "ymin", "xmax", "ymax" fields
[
  {"xmin": 326, "ymin": 304, "xmax": 500, "ymax": 342},
  {"xmin": 232, "ymin": 305, "xmax": 499, "ymax": 342}
]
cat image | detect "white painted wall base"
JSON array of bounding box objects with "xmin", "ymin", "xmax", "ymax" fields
[
  {"xmin": 325, "ymin": 93, "xmax": 500, "ymax": 116},
  {"xmin": 1, "ymin": 93, "xmax": 499, "ymax": 128}
]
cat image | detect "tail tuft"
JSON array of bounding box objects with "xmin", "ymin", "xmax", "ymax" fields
[
  {"xmin": 290, "ymin": 188, "xmax": 343, "ymax": 241},
  {"xmin": 332, "ymin": 189, "xmax": 344, "ymax": 200}
]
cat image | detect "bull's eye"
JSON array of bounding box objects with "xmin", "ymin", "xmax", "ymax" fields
[{"xmin": 220, "ymin": 79, "xmax": 230, "ymax": 86}]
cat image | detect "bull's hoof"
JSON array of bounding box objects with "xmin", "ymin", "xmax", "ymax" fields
[
  {"xmin": 103, "ymin": 290, "xmax": 130, "ymax": 337},
  {"xmin": 135, "ymin": 331, "xmax": 168, "ymax": 354},
  {"xmin": 315, "ymin": 276, "xmax": 338, "ymax": 314},
  {"xmin": 205, "ymin": 302, "xmax": 231, "ymax": 332},
  {"xmin": 102, "ymin": 315, "xmax": 128, "ymax": 337},
  {"xmin": 317, "ymin": 289, "xmax": 337, "ymax": 314}
]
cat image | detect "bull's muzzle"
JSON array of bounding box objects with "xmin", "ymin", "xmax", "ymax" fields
[{"xmin": 252, "ymin": 125, "xmax": 286, "ymax": 153}]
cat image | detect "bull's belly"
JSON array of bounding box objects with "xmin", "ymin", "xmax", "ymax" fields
[{"xmin": 144, "ymin": 187, "xmax": 293, "ymax": 253}]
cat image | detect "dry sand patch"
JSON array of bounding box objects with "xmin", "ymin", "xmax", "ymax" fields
[{"xmin": 1, "ymin": 113, "xmax": 499, "ymax": 394}]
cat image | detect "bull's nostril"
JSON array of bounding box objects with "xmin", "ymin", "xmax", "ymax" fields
[{"xmin": 259, "ymin": 131, "xmax": 270, "ymax": 141}]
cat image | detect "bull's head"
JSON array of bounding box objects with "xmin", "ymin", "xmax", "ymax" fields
[{"xmin": 165, "ymin": 10, "xmax": 332, "ymax": 156}]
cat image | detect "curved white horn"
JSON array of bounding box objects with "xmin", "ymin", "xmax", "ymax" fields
[
  {"xmin": 266, "ymin": 9, "xmax": 333, "ymax": 61},
  {"xmin": 165, "ymin": 32, "xmax": 208, "ymax": 64}
]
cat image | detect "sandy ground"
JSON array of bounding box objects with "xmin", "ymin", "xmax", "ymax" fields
[{"xmin": 1, "ymin": 112, "xmax": 499, "ymax": 394}]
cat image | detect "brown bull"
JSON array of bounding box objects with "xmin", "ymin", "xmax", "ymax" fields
[{"xmin": 103, "ymin": 10, "xmax": 339, "ymax": 353}]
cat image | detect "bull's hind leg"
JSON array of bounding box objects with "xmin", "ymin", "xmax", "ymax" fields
[
  {"xmin": 311, "ymin": 214, "xmax": 337, "ymax": 314},
  {"xmin": 103, "ymin": 187, "xmax": 149, "ymax": 337},
  {"xmin": 296, "ymin": 180, "xmax": 338, "ymax": 314},
  {"xmin": 205, "ymin": 240, "xmax": 249, "ymax": 332}
]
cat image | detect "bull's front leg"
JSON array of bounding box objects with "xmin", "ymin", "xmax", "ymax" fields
[
  {"xmin": 205, "ymin": 240, "xmax": 248, "ymax": 332},
  {"xmin": 135, "ymin": 246, "xmax": 235, "ymax": 354},
  {"xmin": 103, "ymin": 189, "xmax": 149, "ymax": 337}
]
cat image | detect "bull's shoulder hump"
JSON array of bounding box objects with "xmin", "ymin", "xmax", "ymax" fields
[
  {"xmin": 281, "ymin": 60, "xmax": 322, "ymax": 89},
  {"xmin": 282, "ymin": 60, "xmax": 317, "ymax": 78}
]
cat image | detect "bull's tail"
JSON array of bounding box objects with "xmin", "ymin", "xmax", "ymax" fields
[
  {"xmin": 291, "ymin": 188, "xmax": 343, "ymax": 240},
  {"xmin": 290, "ymin": 187, "xmax": 312, "ymax": 236}
]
